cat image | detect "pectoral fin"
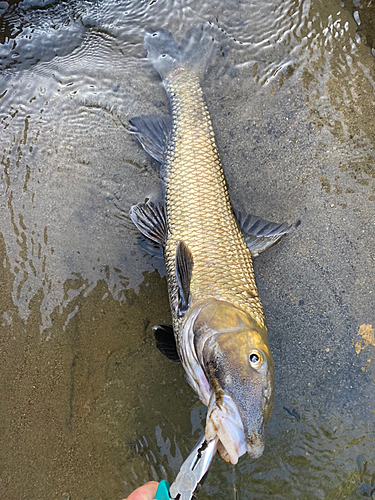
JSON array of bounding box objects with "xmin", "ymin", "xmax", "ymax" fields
[
  {"xmin": 153, "ymin": 324, "xmax": 181, "ymax": 363},
  {"xmin": 129, "ymin": 114, "xmax": 171, "ymax": 163},
  {"xmin": 175, "ymin": 241, "xmax": 194, "ymax": 314},
  {"xmin": 237, "ymin": 212, "xmax": 291, "ymax": 257},
  {"xmin": 129, "ymin": 201, "xmax": 167, "ymax": 245}
]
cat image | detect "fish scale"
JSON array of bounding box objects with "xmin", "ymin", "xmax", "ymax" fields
[{"xmin": 162, "ymin": 68, "xmax": 266, "ymax": 335}]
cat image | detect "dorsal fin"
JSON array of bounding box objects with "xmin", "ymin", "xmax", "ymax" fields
[{"xmin": 237, "ymin": 212, "xmax": 291, "ymax": 257}]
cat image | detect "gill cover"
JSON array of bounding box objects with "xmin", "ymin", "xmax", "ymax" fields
[{"xmin": 192, "ymin": 300, "xmax": 274, "ymax": 464}]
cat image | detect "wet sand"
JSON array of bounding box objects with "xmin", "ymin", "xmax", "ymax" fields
[{"xmin": 0, "ymin": 233, "xmax": 181, "ymax": 499}]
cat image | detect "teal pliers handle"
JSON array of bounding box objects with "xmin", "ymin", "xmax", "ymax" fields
[{"xmin": 154, "ymin": 480, "xmax": 171, "ymax": 500}]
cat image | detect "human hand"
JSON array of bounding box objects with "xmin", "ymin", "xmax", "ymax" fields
[{"xmin": 124, "ymin": 481, "xmax": 159, "ymax": 500}]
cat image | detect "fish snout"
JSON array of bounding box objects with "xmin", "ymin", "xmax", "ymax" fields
[{"xmin": 246, "ymin": 430, "xmax": 265, "ymax": 458}]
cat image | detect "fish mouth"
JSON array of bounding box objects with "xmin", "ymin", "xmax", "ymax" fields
[
  {"xmin": 246, "ymin": 431, "xmax": 264, "ymax": 459},
  {"xmin": 205, "ymin": 392, "xmax": 245, "ymax": 464},
  {"xmin": 205, "ymin": 392, "xmax": 265, "ymax": 464}
]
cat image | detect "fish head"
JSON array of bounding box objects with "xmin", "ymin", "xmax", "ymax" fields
[{"xmin": 192, "ymin": 300, "xmax": 274, "ymax": 464}]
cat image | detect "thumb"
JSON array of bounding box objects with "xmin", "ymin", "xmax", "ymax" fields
[{"xmin": 125, "ymin": 481, "xmax": 159, "ymax": 500}]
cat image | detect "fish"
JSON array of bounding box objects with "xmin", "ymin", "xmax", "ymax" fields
[{"xmin": 129, "ymin": 24, "xmax": 290, "ymax": 465}]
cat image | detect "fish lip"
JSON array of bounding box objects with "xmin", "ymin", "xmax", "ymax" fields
[
  {"xmin": 246, "ymin": 431, "xmax": 265, "ymax": 458},
  {"xmin": 205, "ymin": 392, "xmax": 247, "ymax": 465},
  {"xmin": 205, "ymin": 392, "xmax": 266, "ymax": 463}
]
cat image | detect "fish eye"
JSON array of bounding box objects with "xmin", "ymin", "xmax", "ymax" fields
[{"xmin": 249, "ymin": 350, "xmax": 263, "ymax": 369}]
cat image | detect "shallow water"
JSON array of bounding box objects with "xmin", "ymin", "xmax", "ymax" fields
[{"xmin": 0, "ymin": 0, "xmax": 374, "ymax": 499}]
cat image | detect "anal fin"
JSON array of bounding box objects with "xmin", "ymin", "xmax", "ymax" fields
[{"xmin": 129, "ymin": 114, "xmax": 171, "ymax": 163}]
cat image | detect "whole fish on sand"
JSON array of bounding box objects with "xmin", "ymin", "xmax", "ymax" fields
[{"xmin": 129, "ymin": 24, "xmax": 290, "ymax": 465}]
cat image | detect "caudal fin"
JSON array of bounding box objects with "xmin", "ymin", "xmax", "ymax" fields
[{"xmin": 144, "ymin": 23, "xmax": 215, "ymax": 81}]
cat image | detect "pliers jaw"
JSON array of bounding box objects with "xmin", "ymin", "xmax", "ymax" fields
[{"xmin": 169, "ymin": 435, "xmax": 218, "ymax": 500}]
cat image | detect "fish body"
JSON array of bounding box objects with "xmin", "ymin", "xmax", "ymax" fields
[
  {"xmin": 163, "ymin": 68, "xmax": 265, "ymax": 333},
  {"xmin": 130, "ymin": 25, "xmax": 289, "ymax": 464}
]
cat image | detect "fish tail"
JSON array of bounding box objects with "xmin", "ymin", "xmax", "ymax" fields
[{"xmin": 144, "ymin": 23, "xmax": 215, "ymax": 81}]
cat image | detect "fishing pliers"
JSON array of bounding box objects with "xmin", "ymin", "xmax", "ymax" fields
[{"xmin": 155, "ymin": 434, "xmax": 218, "ymax": 500}]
